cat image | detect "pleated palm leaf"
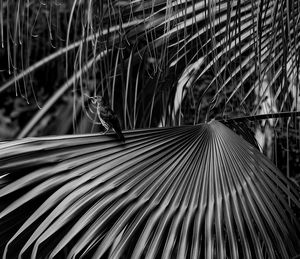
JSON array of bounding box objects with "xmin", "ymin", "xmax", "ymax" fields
[{"xmin": 1, "ymin": 120, "xmax": 300, "ymax": 259}]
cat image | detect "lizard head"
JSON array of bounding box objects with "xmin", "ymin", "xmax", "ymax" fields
[
  {"xmin": 85, "ymin": 94, "xmax": 104, "ymax": 106},
  {"xmin": 90, "ymin": 96, "xmax": 103, "ymax": 105}
]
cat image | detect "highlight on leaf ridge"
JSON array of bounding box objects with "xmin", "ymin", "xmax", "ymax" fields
[{"xmin": 0, "ymin": 121, "xmax": 299, "ymax": 259}]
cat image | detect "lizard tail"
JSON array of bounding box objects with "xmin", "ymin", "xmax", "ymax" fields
[{"xmin": 114, "ymin": 128, "xmax": 125, "ymax": 142}]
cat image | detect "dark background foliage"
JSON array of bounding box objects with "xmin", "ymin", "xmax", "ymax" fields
[{"xmin": 0, "ymin": 1, "xmax": 300, "ymax": 180}]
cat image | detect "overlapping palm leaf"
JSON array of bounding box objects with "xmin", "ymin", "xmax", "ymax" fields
[
  {"xmin": 2, "ymin": 0, "xmax": 299, "ymax": 135},
  {"xmin": 0, "ymin": 121, "xmax": 299, "ymax": 258}
]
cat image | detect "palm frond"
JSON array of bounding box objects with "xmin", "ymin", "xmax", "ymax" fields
[
  {"xmin": 2, "ymin": 0, "xmax": 299, "ymax": 134},
  {"xmin": 1, "ymin": 121, "xmax": 299, "ymax": 258}
]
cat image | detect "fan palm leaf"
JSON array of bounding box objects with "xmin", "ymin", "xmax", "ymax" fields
[{"xmin": 0, "ymin": 121, "xmax": 299, "ymax": 258}]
